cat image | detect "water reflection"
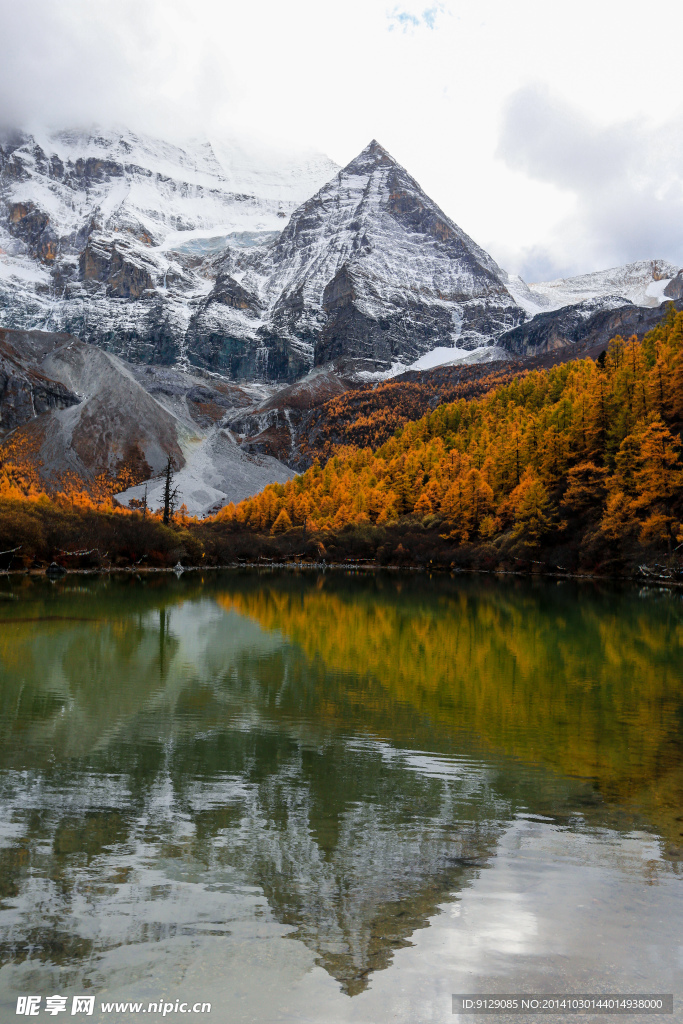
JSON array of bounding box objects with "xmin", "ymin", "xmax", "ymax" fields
[{"xmin": 0, "ymin": 572, "xmax": 681, "ymax": 1003}]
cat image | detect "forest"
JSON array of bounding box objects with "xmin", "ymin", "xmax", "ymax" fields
[
  {"xmin": 215, "ymin": 306, "xmax": 683, "ymax": 573},
  {"xmin": 0, "ymin": 306, "xmax": 682, "ymax": 575},
  {"xmin": 299, "ymin": 361, "xmax": 526, "ymax": 462}
]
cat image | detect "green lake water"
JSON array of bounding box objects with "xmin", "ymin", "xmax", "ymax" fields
[{"xmin": 0, "ymin": 571, "xmax": 681, "ymax": 1023}]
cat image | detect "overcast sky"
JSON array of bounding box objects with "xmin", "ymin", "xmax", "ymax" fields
[{"xmin": 1, "ymin": 0, "xmax": 682, "ymax": 281}]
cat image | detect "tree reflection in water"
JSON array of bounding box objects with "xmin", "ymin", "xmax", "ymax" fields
[{"xmin": 0, "ymin": 572, "xmax": 680, "ymax": 994}]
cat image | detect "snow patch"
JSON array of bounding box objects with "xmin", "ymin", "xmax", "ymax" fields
[
  {"xmin": 407, "ymin": 344, "xmax": 509, "ymax": 372},
  {"xmin": 354, "ymin": 343, "xmax": 508, "ymax": 381},
  {"xmin": 645, "ymin": 277, "xmax": 673, "ymax": 302}
]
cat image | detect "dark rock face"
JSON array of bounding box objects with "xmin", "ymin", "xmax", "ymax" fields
[
  {"xmin": 210, "ymin": 274, "xmax": 263, "ymax": 312},
  {"xmin": 664, "ymin": 271, "xmax": 683, "ymax": 301},
  {"xmin": 7, "ymin": 202, "xmax": 59, "ymax": 261},
  {"xmin": 316, "ymin": 266, "xmax": 396, "ymax": 365},
  {"xmin": 0, "ymin": 135, "xmax": 27, "ymax": 181},
  {"xmin": 316, "ymin": 283, "xmax": 458, "ymax": 366},
  {"xmin": 499, "ymin": 298, "xmax": 682, "ymax": 357},
  {"xmin": 71, "ymin": 156, "xmax": 124, "ymax": 182},
  {"xmin": 107, "ymin": 254, "xmax": 154, "ymax": 300},
  {"xmin": 185, "ymin": 327, "xmax": 311, "ymax": 383},
  {"xmin": 0, "ymin": 329, "xmax": 80, "ymax": 433},
  {"xmin": 322, "ymin": 264, "xmax": 356, "ymax": 313},
  {"xmin": 79, "ymin": 236, "xmax": 156, "ymax": 298},
  {"xmin": 225, "ymin": 368, "xmax": 349, "ymax": 464},
  {"xmin": 56, "ymin": 303, "xmax": 183, "ymax": 367}
]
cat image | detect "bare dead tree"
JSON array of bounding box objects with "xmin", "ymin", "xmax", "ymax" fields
[{"xmin": 162, "ymin": 457, "xmax": 179, "ymax": 526}]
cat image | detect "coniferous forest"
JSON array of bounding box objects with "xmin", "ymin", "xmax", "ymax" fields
[
  {"xmin": 1, "ymin": 307, "xmax": 683, "ymax": 576},
  {"xmin": 214, "ymin": 307, "xmax": 683, "ymax": 573}
]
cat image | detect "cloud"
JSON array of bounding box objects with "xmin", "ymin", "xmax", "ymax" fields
[
  {"xmin": 0, "ymin": 0, "xmax": 231, "ymax": 138},
  {"xmin": 1, "ymin": 0, "xmax": 682, "ymax": 285},
  {"xmin": 496, "ymin": 85, "xmax": 683, "ymax": 280},
  {"xmin": 388, "ymin": 4, "xmax": 445, "ymax": 31}
]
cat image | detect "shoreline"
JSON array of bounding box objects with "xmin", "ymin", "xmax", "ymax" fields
[{"xmin": 1, "ymin": 561, "xmax": 681, "ymax": 588}]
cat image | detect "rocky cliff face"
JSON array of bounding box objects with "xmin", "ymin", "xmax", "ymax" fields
[
  {"xmin": 664, "ymin": 270, "xmax": 683, "ymax": 301},
  {"xmin": 499, "ymin": 297, "xmax": 683, "ymax": 358},
  {"xmin": 0, "ymin": 329, "xmax": 80, "ymax": 435},
  {"xmin": 0, "ymin": 328, "xmax": 295, "ymax": 514}
]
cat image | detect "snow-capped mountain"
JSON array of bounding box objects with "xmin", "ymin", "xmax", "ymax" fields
[
  {"xmin": 190, "ymin": 139, "xmax": 528, "ymax": 377},
  {"xmin": 0, "ymin": 126, "xmax": 339, "ymax": 368},
  {"xmin": 493, "ymin": 259, "xmax": 682, "ymax": 358},
  {"xmin": 0, "ymin": 126, "xmax": 338, "ymax": 252},
  {"xmin": 498, "ymin": 297, "xmax": 680, "ymax": 358},
  {"xmin": 1, "ymin": 127, "xmax": 681, "ymax": 382},
  {"xmin": 1, "ymin": 132, "xmax": 532, "ymax": 378}
]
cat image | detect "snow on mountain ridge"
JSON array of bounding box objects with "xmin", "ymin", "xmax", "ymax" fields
[
  {"xmin": 4, "ymin": 126, "xmax": 340, "ymax": 241},
  {"xmin": 529, "ymin": 259, "xmax": 679, "ymax": 310},
  {"xmin": 192, "ymin": 139, "xmax": 527, "ymax": 376}
]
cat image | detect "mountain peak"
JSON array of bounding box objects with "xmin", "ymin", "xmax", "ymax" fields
[{"xmin": 343, "ymin": 139, "xmax": 398, "ymax": 175}]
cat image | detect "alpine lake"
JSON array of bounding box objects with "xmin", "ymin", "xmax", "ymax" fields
[{"xmin": 0, "ymin": 570, "xmax": 681, "ymax": 1023}]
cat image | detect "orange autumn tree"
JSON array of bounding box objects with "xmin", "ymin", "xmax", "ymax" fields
[{"xmin": 214, "ymin": 305, "xmax": 683, "ymax": 554}]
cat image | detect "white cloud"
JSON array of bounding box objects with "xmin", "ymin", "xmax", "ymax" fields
[
  {"xmin": 1, "ymin": 0, "xmax": 682, "ymax": 280},
  {"xmin": 496, "ymin": 85, "xmax": 683, "ymax": 279}
]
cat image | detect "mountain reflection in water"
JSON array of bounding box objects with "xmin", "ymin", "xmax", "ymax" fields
[{"xmin": 0, "ymin": 571, "xmax": 681, "ymax": 1000}]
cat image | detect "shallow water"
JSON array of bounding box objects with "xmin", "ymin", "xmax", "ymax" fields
[{"xmin": 0, "ymin": 571, "xmax": 681, "ymax": 1023}]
